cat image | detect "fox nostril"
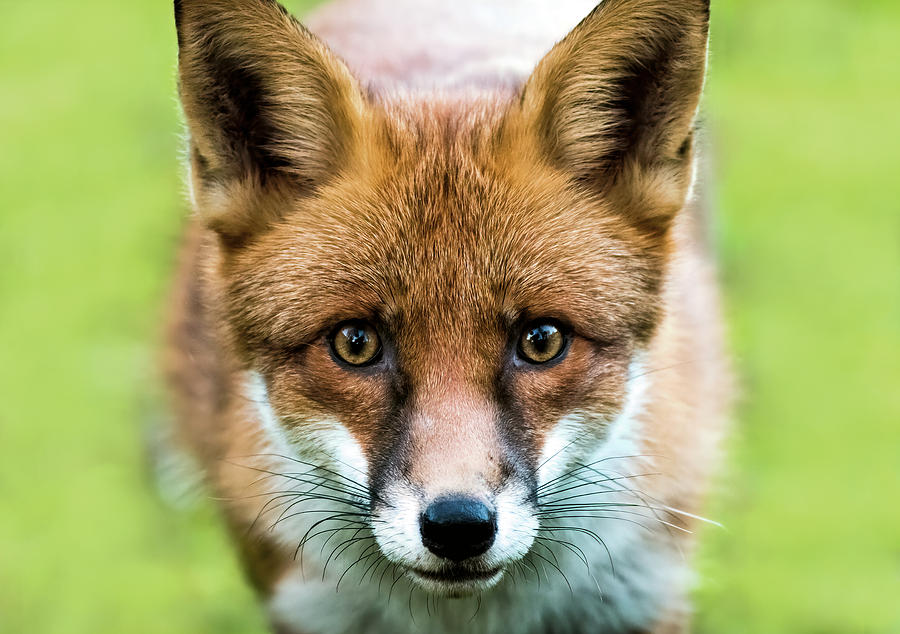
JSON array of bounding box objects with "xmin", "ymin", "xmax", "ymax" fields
[{"xmin": 420, "ymin": 496, "xmax": 497, "ymax": 562}]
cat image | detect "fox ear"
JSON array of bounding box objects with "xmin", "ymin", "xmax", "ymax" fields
[
  {"xmin": 510, "ymin": 0, "xmax": 710, "ymax": 234},
  {"xmin": 174, "ymin": 0, "xmax": 366, "ymax": 242}
]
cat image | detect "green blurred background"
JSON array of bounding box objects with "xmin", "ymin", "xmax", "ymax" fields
[{"xmin": 1, "ymin": 0, "xmax": 898, "ymax": 632}]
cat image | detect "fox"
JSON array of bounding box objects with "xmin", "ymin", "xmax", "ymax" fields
[{"xmin": 164, "ymin": 0, "xmax": 731, "ymax": 632}]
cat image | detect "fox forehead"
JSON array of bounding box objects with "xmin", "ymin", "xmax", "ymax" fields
[{"xmin": 222, "ymin": 100, "xmax": 664, "ymax": 351}]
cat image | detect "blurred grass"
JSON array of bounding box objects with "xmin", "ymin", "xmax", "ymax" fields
[
  {"xmin": 696, "ymin": 2, "xmax": 900, "ymax": 632},
  {"xmin": 0, "ymin": 1, "xmax": 897, "ymax": 632}
]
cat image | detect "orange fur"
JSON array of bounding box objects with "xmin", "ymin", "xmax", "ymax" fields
[{"xmin": 165, "ymin": 1, "xmax": 729, "ymax": 632}]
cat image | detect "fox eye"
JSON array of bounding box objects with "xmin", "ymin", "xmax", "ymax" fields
[
  {"xmin": 330, "ymin": 321, "xmax": 382, "ymax": 367},
  {"xmin": 518, "ymin": 320, "xmax": 567, "ymax": 364}
]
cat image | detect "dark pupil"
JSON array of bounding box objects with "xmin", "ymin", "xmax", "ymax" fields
[
  {"xmin": 527, "ymin": 325, "xmax": 556, "ymax": 353},
  {"xmin": 344, "ymin": 327, "xmax": 369, "ymax": 355}
]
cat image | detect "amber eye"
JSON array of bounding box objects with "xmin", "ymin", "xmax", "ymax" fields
[
  {"xmin": 330, "ymin": 321, "xmax": 382, "ymax": 366},
  {"xmin": 518, "ymin": 320, "xmax": 567, "ymax": 364}
]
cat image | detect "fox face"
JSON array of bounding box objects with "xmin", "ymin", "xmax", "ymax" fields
[
  {"xmin": 173, "ymin": 0, "xmax": 716, "ymax": 609},
  {"xmin": 226, "ymin": 114, "xmax": 664, "ymax": 592}
]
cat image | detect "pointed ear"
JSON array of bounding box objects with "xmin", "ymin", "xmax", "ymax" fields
[
  {"xmin": 174, "ymin": 0, "xmax": 366, "ymax": 242},
  {"xmin": 508, "ymin": 0, "xmax": 710, "ymax": 234}
]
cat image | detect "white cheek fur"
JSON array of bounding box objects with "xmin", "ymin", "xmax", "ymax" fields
[
  {"xmin": 537, "ymin": 354, "xmax": 651, "ymax": 488},
  {"xmin": 242, "ymin": 371, "xmax": 371, "ymax": 562},
  {"xmin": 247, "ymin": 371, "xmax": 369, "ymax": 485}
]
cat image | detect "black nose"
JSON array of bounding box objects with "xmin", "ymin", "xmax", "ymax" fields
[{"xmin": 420, "ymin": 496, "xmax": 497, "ymax": 562}]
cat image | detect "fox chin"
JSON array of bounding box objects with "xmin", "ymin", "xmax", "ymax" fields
[{"xmin": 163, "ymin": 0, "xmax": 731, "ymax": 632}]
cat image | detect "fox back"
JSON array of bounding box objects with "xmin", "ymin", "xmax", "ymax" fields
[{"xmin": 165, "ymin": 1, "xmax": 730, "ymax": 632}]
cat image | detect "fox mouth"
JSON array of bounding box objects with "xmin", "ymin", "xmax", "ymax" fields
[{"xmin": 407, "ymin": 564, "xmax": 504, "ymax": 592}]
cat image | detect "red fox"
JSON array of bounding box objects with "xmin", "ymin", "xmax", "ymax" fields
[{"xmin": 165, "ymin": 0, "xmax": 730, "ymax": 632}]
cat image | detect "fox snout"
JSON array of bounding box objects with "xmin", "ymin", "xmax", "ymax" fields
[
  {"xmin": 361, "ymin": 367, "xmax": 544, "ymax": 591},
  {"xmin": 371, "ymin": 473, "xmax": 537, "ymax": 594},
  {"xmin": 420, "ymin": 496, "xmax": 497, "ymax": 561}
]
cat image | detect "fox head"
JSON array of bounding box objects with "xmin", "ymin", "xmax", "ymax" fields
[{"xmin": 175, "ymin": 0, "xmax": 710, "ymax": 595}]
